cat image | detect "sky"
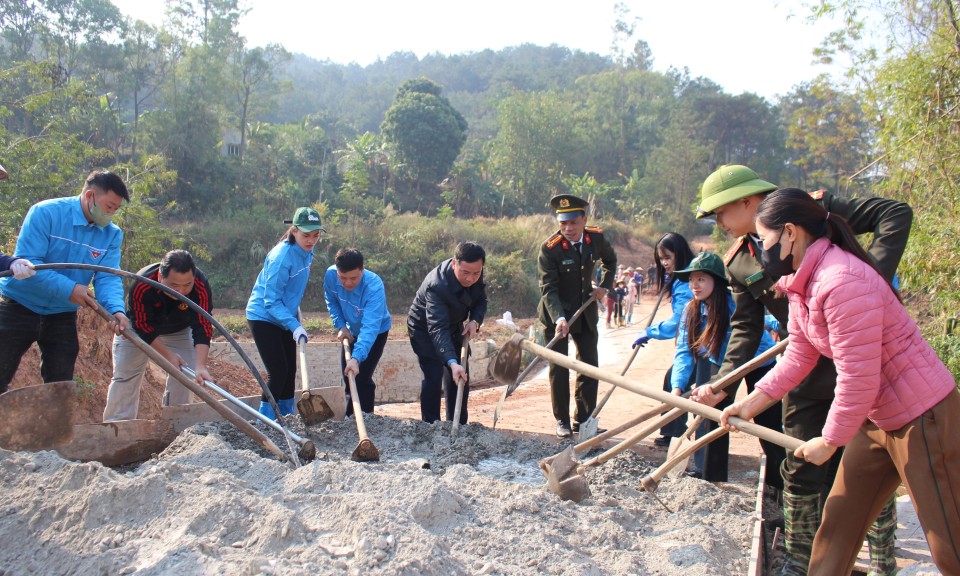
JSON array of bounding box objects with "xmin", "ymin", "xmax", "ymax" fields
[{"xmin": 108, "ymin": 0, "xmax": 843, "ymax": 100}]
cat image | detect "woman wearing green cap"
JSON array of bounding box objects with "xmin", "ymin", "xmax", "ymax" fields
[
  {"xmin": 671, "ymin": 252, "xmax": 784, "ymax": 485},
  {"xmin": 246, "ymin": 207, "xmax": 325, "ymax": 419}
]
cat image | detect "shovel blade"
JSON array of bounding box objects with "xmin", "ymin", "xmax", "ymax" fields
[
  {"xmin": 297, "ymin": 387, "xmax": 347, "ymax": 425},
  {"xmin": 351, "ymin": 438, "xmax": 380, "ymax": 462},
  {"xmin": 539, "ymin": 446, "xmax": 579, "ymax": 483},
  {"xmin": 578, "ymin": 417, "xmax": 599, "ymax": 442},
  {"xmin": 0, "ymin": 382, "xmax": 76, "ymax": 451},
  {"xmin": 547, "ymin": 473, "xmax": 591, "ymax": 503},
  {"xmin": 489, "ymin": 334, "xmax": 522, "ymax": 386}
]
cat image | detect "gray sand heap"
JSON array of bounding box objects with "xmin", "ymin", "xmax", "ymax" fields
[{"xmin": 0, "ymin": 415, "xmax": 755, "ymax": 575}]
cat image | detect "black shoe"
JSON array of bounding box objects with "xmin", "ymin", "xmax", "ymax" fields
[
  {"xmin": 685, "ymin": 469, "xmax": 702, "ymax": 479},
  {"xmin": 653, "ymin": 435, "xmax": 671, "ymax": 447},
  {"xmin": 571, "ymin": 422, "xmax": 579, "ymax": 433},
  {"xmin": 556, "ymin": 421, "xmax": 572, "ymax": 439}
]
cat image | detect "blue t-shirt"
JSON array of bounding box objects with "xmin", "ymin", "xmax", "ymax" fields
[{"xmin": 323, "ymin": 266, "xmax": 392, "ymax": 362}]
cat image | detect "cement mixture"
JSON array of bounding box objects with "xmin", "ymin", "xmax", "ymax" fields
[{"xmin": 0, "ymin": 415, "xmax": 756, "ymax": 575}]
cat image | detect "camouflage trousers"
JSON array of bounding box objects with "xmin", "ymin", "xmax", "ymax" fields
[{"xmin": 780, "ymin": 491, "xmax": 897, "ymax": 576}]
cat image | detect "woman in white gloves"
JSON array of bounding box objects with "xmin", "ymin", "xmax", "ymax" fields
[{"xmin": 245, "ymin": 207, "xmax": 325, "ymax": 419}]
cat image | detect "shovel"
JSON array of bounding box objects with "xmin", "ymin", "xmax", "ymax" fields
[
  {"xmin": 450, "ymin": 338, "xmax": 470, "ymax": 440},
  {"xmin": 578, "ymin": 286, "xmax": 668, "ymax": 441},
  {"xmin": 343, "ymin": 339, "xmax": 380, "ymax": 462},
  {"xmin": 295, "ymin": 313, "xmax": 346, "ymax": 425},
  {"xmin": 641, "ymin": 425, "xmax": 729, "ymax": 493},
  {"xmin": 90, "ymin": 303, "xmax": 297, "ymax": 466},
  {"xmin": 492, "ymin": 295, "xmax": 596, "ymax": 428},
  {"xmin": 664, "ymin": 414, "xmax": 704, "ymax": 479},
  {"xmin": 0, "ymin": 381, "xmax": 76, "ymax": 451}
]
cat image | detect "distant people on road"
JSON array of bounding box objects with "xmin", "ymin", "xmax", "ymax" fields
[
  {"xmin": 324, "ymin": 248, "xmax": 391, "ymax": 415},
  {"xmin": 246, "ymin": 207, "xmax": 324, "ymax": 419},
  {"xmin": 537, "ymin": 194, "xmax": 616, "ymax": 438},
  {"xmin": 407, "ymin": 241, "xmax": 487, "ymax": 424},
  {"xmin": 103, "ymin": 250, "xmax": 214, "ymax": 421},
  {"xmin": 0, "ymin": 170, "xmax": 130, "ymax": 394}
]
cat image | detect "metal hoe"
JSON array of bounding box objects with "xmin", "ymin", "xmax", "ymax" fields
[
  {"xmin": 343, "ymin": 339, "xmax": 380, "ymax": 462},
  {"xmin": 0, "ymin": 381, "xmax": 76, "ymax": 451},
  {"xmin": 492, "ymin": 295, "xmax": 596, "ymax": 428}
]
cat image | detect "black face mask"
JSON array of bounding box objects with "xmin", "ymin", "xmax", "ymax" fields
[{"xmin": 759, "ymin": 228, "xmax": 795, "ymax": 279}]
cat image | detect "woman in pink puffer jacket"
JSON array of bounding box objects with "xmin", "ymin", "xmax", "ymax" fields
[{"xmin": 720, "ymin": 188, "xmax": 960, "ymax": 576}]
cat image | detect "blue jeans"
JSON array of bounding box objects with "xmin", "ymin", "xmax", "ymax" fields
[{"xmin": 0, "ymin": 297, "xmax": 79, "ymax": 393}]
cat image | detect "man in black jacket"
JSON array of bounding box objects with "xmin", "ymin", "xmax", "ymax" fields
[
  {"xmin": 407, "ymin": 241, "xmax": 487, "ymax": 424},
  {"xmin": 103, "ymin": 249, "xmax": 214, "ymax": 421}
]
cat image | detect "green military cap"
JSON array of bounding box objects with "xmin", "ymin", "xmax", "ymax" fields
[
  {"xmin": 697, "ymin": 165, "xmax": 777, "ymax": 218},
  {"xmin": 673, "ymin": 252, "xmax": 727, "ymax": 283},
  {"xmin": 550, "ymin": 194, "xmax": 588, "ymax": 221}
]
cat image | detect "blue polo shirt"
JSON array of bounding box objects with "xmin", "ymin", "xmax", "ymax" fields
[{"xmin": 0, "ymin": 195, "xmax": 124, "ymax": 315}]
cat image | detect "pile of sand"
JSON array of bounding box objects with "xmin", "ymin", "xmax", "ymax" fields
[{"xmin": 0, "ymin": 415, "xmax": 756, "ymax": 575}]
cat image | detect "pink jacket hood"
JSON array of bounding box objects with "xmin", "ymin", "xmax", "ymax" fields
[{"xmin": 755, "ymin": 237, "xmax": 955, "ymax": 446}]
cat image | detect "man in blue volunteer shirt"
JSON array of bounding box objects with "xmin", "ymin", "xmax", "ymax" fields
[
  {"xmin": 324, "ymin": 248, "xmax": 392, "ymax": 414},
  {"xmin": 0, "ymin": 170, "xmax": 130, "ymax": 393}
]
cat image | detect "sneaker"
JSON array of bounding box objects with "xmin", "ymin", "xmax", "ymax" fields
[
  {"xmin": 653, "ymin": 435, "xmax": 671, "ymax": 447},
  {"xmin": 685, "ymin": 469, "xmax": 703, "ymax": 479},
  {"xmin": 556, "ymin": 421, "xmax": 572, "ymax": 439}
]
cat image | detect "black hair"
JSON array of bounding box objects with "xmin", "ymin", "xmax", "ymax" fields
[
  {"xmin": 654, "ymin": 233, "xmax": 695, "ymax": 293},
  {"xmin": 756, "ymin": 188, "xmax": 901, "ymax": 301},
  {"xmin": 159, "ymin": 249, "xmax": 196, "ymax": 277},
  {"xmin": 684, "ymin": 274, "xmax": 731, "ymax": 359},
  {"xmin": 85, "ymin": 170, "xmax": 129, "ymax": 201},
  {"xmin": 335, "ymin": 248, "xmax": 364, "ymax": 272},
  {"xmin": 455, "ymin": 241, "xmax": 486, "ymax": 264}
]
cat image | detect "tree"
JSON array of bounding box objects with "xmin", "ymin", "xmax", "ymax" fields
[
  {"xmin": 380, "ymin": 77, "xmax": 467, "ymax": 208},
  {"xmin": 229, "ymin": 42, "xmax": 290, "ymax": 162}
]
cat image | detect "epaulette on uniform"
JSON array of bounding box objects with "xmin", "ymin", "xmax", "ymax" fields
[
  {"xmin": 723, "ymin": 237, "xmax": 746, "ymax": 265},
  {"xmin": 809, "ymin": 189, "xmax": 825, "ymax": 200},
  {"xmin": 585, "ymin": 225, "xmax": 603, "ymax": 233},
  {"xmin": 545, "ymin": 233, "xmax": 563, "ymax": 249}
]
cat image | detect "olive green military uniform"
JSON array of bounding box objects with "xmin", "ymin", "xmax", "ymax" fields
[
  {"xmin": 719, "ymin": 190, "xmax": 912, "ymax": 576},
  {"xmin": 538, "ymin": 225, "xmax": 617, "ymax": 428}
]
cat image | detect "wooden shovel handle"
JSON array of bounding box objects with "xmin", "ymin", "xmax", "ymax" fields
[
  {"xmin": 643, "ymin": 426, "xmax": 729, "ymax": 492},
  {"xmin": 343, "ymin": 339, "xmax": 370, "ymax": 441}
]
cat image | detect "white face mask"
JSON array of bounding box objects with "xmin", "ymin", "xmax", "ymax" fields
[{"xmin": 88, "ymin": 195, "xmax": 114, "ymax": 227}]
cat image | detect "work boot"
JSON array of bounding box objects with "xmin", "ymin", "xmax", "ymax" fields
[
  {"xmin": 556, "ymin": 421, "xmax": 572, "ymax": 439},
  {"xmin": 277, "ymin": 398, "xmax": 296, "ymax": 416},
  {"xmin": 780, "ymin": 491, "xmax": 821, "ymax": 576},
  {"xmin": 867, "ymin": 496, "xmax": 898, "ymax": 576}
]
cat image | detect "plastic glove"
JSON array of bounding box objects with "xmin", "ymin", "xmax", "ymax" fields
[
  {"xmin": 292, "ymin": 326, "xmax": 308, "ymax": 344},
  {"xmin": 632, "ymin": 334, "xmax": 650, "ymax": 349},
  {"xmin": 10, "ymin": 259, "xmax": 35, "ymax": 280}
]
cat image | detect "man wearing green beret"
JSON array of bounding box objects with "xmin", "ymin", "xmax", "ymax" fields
[
  {"xmin": 693, "ymin": 165, "xmax": 911, "ymax": 576},
  {"xmin": 538, "ymin": 194, "xmax": 617, "ymax": 438}
]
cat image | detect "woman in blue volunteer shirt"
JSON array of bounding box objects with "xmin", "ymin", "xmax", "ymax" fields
[
  {"xmin": 631, "ymin": 232, "xmax": 695, "ymax": 445},
  {"xmin": 246, "ymin": 207, "xmax": 324, "ymax": 419},
  {"xmin": 671, "ymin": 252, "xmax": 784, "ymax": 486}
]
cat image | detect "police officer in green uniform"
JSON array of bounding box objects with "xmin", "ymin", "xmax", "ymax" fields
[
  {"xmin": 693, "ymin": 165, "xmax": 911, "ymax": 576},
  {"xmin": 538, "ymin": 194, "xmax": 617, "ymax": 438}
]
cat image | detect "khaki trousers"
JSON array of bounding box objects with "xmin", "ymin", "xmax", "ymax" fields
[
  {"xmin": 809, "ymin": 388, "xmax": 960, "ymax": 575},
  {"xmin": 103, "ymin": 328, "xmax": 196, "ymax": 421}
]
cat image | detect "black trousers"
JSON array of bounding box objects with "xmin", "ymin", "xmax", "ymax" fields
[
  {"xmin": 0, "ymin": 298, "xmax": 79, "ymax": 393},
  {"xmin": 415, "ymin": 349, "xmax": 470, "ymax": 424},
  {"xmin": 694, "ymin": 361, "xmax": 785, "ymax": 490},
  {"xmin": 248, "ymin": 319, "xmax": 297, "ymax": 402},
  {"xmin": 341, "ymin": 330, "xmax": 389, "ymax": 415},
  {"xmin": 659, "ymin": 364, "xmax": 693, "ymax": 437},
  {"xmin": 546, "ymin": 325, "xmax": 599, "ymax": 426}
]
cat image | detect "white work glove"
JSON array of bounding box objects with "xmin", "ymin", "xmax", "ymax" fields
[
  {"xmin": 10, "ymin": 259, "xmax": 35, "ymax": 280},
  {"xmin": 292, "ymin": 326, "xmax": 308, "ymax": 344}
]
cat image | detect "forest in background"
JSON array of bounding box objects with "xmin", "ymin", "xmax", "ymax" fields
[{"xmin": 1, "ymin": 0, "xmax": 958, "ymax": 375}]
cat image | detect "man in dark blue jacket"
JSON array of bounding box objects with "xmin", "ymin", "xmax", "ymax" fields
[{"xmin": 407, "ymin": 242, "xmax": 487, "ymax": 424}]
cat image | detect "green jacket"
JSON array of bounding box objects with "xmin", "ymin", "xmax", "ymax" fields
[
  {"xmin": 538, "ymin": 226, "xmax": 617, "ymax": 334},
  {"xmin": 718, "ymin": 190, "xmax": 913, "ymax": 394}
]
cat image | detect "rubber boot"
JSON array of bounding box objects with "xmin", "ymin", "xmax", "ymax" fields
[
  {"xmin": 780, "ymin": 491, "xmax": 821, "ymax": 576},
  {"xmin": 258, "ymin": 401, "xmax": 276, "ymax": 420},
  {"xmin": 277, "ymin": 398, "xmax": 296, "ymax": 416},
  {"xmin": 867, "ymin": 496, "xmax": 898, "ymax": 576}
]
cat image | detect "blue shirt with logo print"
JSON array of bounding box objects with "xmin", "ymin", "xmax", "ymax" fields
[
  {"xmin": 323, "ymin": 266, "xmax": 391, "ymax": 362},
  {"xmin": 0, "ymin": 195, "xmax": 125, "ymax": 315}
]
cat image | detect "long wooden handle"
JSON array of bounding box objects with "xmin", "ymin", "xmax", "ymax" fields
[
  {"xmin": 589, "ymin": 287, "xmax": 668, "ymax": 418},
  {"xmin": 514, "ymin": 335, "xmax": 801, "ymax": 451},
  {"xmin": 643, "ymin": 426, "xmax": 729, "ymax": 491},
  {"xmin": 297, "ymin": 340, "xmax": 309, "ymax": 392},
  {"xmin": 513, "ymin": 295, "xmax": 597, "ymax": 386},
  {"xmin": 343, "ymin": 339, "xmax": 370, "ymax": 441},
  {"xmin": 451, "ymin": 340, "xmax": 470, "ymax": 438},
  {"xmin": 92, "ymin": 305, "xmax": 290, "ymax": 462}
]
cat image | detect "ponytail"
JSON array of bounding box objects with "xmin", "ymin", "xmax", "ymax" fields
[{"xmin": 757, "ymin": 189, "xmax": 901, "ymax": 301}]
